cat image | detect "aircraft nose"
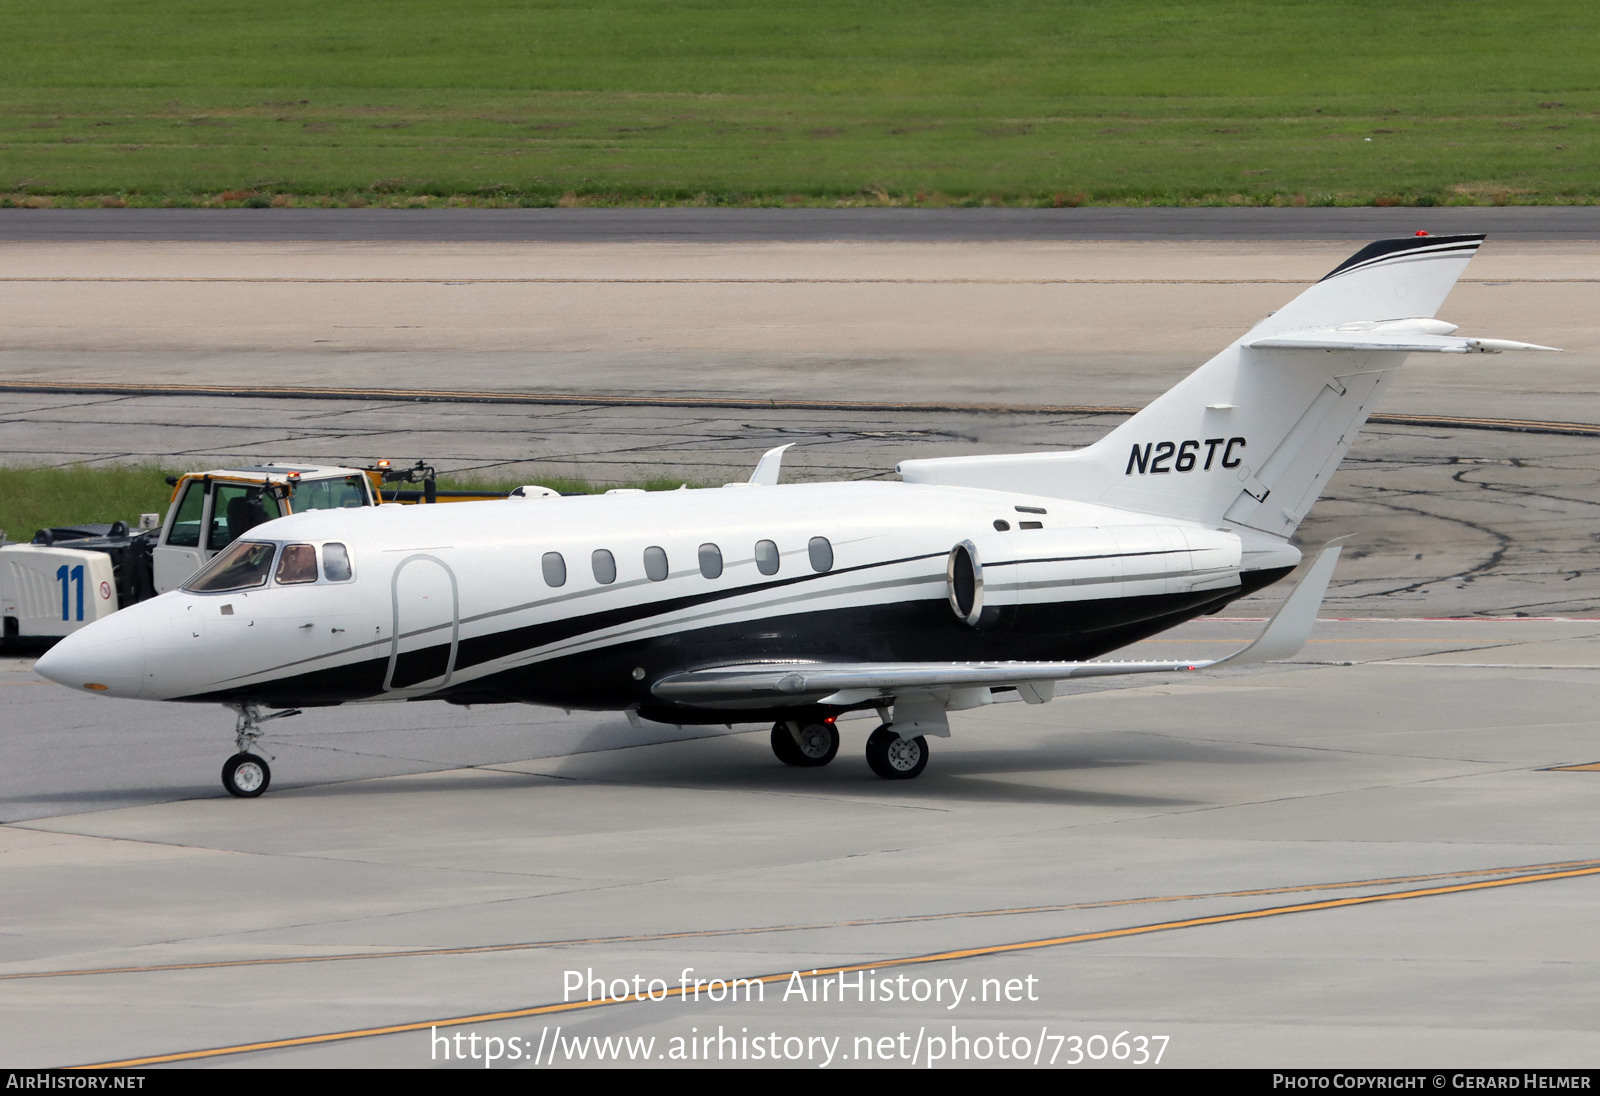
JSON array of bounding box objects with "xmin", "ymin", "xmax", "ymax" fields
[{"xmin": 34, "ymin": 609, "xmax": 150, "ymax": 699}]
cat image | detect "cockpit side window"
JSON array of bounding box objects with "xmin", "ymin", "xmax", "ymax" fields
[
  {"xmin": 185, "ymin": 540, "xmax": 277, "ymax": 593},
  {"xmin": 322, "ymin": 542, "xmax": 353, "ymax": 582},
  {"xmin": 275, "ymin": 543, "xmax": 319, "ymax": 585}
]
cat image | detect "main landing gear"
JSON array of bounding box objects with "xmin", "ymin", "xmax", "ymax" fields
[
  {"xmin": 221, "ymin": 703, "xmax": 299, "ymax": 798},
  {"xmin": 768, "ymin": 717, "xmax": 930, "ymax": 779},
  {"xmin": 770, "ymin": 718, "xmax": 840, "ymax": 767},
  {"xmin": 865, "ymin": 725, "xmax": 929, "ymax": 780}
]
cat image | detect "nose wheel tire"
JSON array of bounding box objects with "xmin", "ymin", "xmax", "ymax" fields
[
  {"xmin": 770, "ymin": 721, "xmax": 840, "ymax": 767},
  {"xmin": 865, "ymin": 725, "xmax": 929, "ymax": 780},
  {"xmin": 222, "ymin": 753, "xmax": 271, "ymax": 798}
]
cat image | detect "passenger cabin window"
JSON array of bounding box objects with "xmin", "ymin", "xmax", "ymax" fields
[
  {"xmin": 808, "ymin": 536, "xmax": 834, "ymax": 573},
  {"xmin": 698, "ymin": 543, "xmax": 723, "ymax": 579},
  {"xmin": 592, "ymin": 549, "xmax": 617, "ymax": 585},
  {"xmin": 184, "ymin": 540, "xmax": 277, "ymax": 593},
  {"xmin": 323, "ymin": 542, "xmax": 353, "ymax": 582},
  {"xmin": 643, "ymin": 545, "xmax": 669, "ymax": 582},
  {"xmin": 166, "ymin": 481, "xmax": 205, "ymax": 548},
  {"xmin": 755, "ymin": 539, "xmax": 780, "ymax": 576},
  {"xmin": 275, "ymin": 543, "xmax": 318, "ymax": 585},
  {"xmin": 542, "ymin": 551, "xmax": 567, "ymax": 587}
]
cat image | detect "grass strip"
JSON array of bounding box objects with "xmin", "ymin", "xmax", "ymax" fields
[{"xmin": 3, "ymin": 1, "xmax": 1597, "ymax": 207}]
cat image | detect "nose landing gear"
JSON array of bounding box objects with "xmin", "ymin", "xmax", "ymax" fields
[
  {"xmin": 221, "ymin": 703, "xmax": 299, "ymax": 798},
  {"xmin": 222, "ymin": 752, "xmax": 270, "ymax": 798}
]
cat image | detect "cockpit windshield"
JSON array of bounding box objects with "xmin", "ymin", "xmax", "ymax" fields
[{"xmin": 184, "ymin": 540, "xmax": 277, "ymax": 593}]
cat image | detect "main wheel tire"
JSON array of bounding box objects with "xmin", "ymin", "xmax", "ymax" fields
[
  {"xmin": 865, "ymin": 725, "xmax": 929, "ymax": 780},
  {"xmin": 771, "ymin": 721, "xmax": 840, "ymax": 767},
  {"xmin": 222, "ymin": 753, "xmax": 271, "ymax": 798}
]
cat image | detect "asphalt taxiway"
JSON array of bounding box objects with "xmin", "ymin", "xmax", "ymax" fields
[
  {"xmin": 5, "ymin": 618, "xmax": 1600, "ymax": 1067},
  {"xmin": 1, "ymin": 212, "xmax": 1598, "ymax": 1068}
]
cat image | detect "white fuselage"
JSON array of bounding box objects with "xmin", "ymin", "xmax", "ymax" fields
[{"xmin": 35, "ymin": 480, "xmax": 1291, "ymax": 721}]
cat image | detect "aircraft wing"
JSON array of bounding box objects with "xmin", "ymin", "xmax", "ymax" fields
[{"xmin": 651, "ymin": 546, "xmax": 1342, "ymax": 709}]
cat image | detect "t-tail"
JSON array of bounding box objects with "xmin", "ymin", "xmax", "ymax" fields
[{"xmin": 899, "ymin": 234, "xmax": 1557, "ymax": 541}]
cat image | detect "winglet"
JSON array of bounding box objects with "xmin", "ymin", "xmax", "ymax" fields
[
  {"xmin": 748, "ymin": 444, "xmax": 793, "ymax": 486},
  {"xmin": 1215, "ymin": 543, "xmax": 1344, "ymax": 667}
]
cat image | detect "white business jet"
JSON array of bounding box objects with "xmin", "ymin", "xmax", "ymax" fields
[{"xmin": 35, "ymin": 233, "xmax": 1556, "ymax": 796}]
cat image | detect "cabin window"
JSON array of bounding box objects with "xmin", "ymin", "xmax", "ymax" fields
[
  {"xmin": 275, "ymin": 543, "xmax": 318, "ymax": 585},
  {"xmin": 184, "ymin": 540, "xmax": 277, "ymax": 593},
  {"xmin": 808, "ymin": 536, "xmax": 834, "ymax": 573},
  {"xmin": 592, "ymin": 548, "xmax": 617, "ymax": 585},
  {"xmin": 698, "ymin": 543, "xmax": 723, "ymax": 579},
  {"xmin": 993, "ymin": 519, "xmax": 1010, "ymax": 531},
  {"xmin": 754, "ymin": 539, "xmax": 780, "ymax": 576},
  {"xmin": 322, "ymin": 542, "xmax": 353, "ymax": 582},
  {"xmin": 643, "ymin": 545, "xmax": 669, "ymax": 582},
  {"xmin": 541, "ymin": 551, "xmax": 567, "ymax": 588}
]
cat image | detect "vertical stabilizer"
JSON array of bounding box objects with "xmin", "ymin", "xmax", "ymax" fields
[{"xmin": 899, "ymin": 234, "xmax": 1502, "ymax": 536}]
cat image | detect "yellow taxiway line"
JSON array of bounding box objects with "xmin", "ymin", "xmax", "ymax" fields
[
  {"xmin": 74, "ymin": 858, "xmax": 1600, "ymax": 1068},
  {"xmin": 10, "ymin": 857, "xmax": 1593, "ymax": 984}
]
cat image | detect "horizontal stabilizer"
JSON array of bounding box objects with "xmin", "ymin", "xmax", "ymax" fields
[{"xmin": 651, "ymin": 546, "xmax": 1342, "ymax": 709}]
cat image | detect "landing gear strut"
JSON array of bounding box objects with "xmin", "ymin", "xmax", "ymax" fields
[
  {"xmin": 222, "ymin": 703, "xmax": 298, "ymax": 798},
  {"xmin": 770, "ymin": 719, "xmax": 840, "ymax": 767},
  {"xmin": 865, "ymin": 724, "xmax": 929, "ymax": 780}
]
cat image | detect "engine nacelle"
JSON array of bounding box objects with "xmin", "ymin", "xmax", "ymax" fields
[{"xmin": 946, "ymin": 524, "xmax": 1242, "ymax": 627}]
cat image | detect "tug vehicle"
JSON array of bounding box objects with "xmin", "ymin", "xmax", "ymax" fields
[{"xmin": 1, "ymin": 460, "xmax": 467, "ymax": 645}]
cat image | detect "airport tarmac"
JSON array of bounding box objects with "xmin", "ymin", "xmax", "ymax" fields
[
  {"xmin": 4, "ymin": 618, "xmax": 1600, "ymax": 1067},
  {"xmin": 1, "ymin": 213, "xmax": 1598, "ymax": 1068}
]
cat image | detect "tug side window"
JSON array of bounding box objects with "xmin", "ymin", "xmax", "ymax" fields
[
  {"xmin": 166, "ymin": 482, "xmax": 205, "ymax": 548},
  {"xmin": 211, "ymin": 484, "xmax": 281, "ymax": 551}
]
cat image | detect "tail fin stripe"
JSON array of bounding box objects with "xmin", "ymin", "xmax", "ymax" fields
[{"xmin": 1318, "ymin": 234, "xmax": 1483, "ymax": 282}]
